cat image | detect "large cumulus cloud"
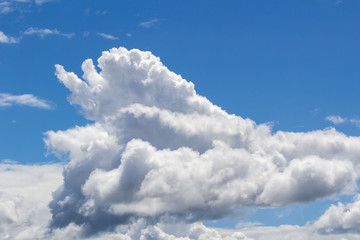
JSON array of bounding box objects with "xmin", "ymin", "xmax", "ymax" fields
[{"xmin": 46, "ymin": 47, "xmax": 360, "ymax": 236}]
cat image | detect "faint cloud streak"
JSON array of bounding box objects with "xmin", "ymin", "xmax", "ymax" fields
[
  {"xmin": 24, "ymin": 27, "xmax": 75, "ymax": 39},
  {"xmin": 139, "ymin": 18, "xmax": 159, "ymax": 28},
  {"xmin": 97, "ymin": 32, "xmax": 118, "ymax": 40},
  {"xmin": 0, "ymin": 93, "xmax": 52, "ymax": 109}
]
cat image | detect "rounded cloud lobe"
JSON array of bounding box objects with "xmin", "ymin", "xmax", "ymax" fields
[
  {"xmin": 0, "ymin": 163, "xmax": 63, "ymax": 239},
  {"xmin": 47, "ymin": 47, "xmax": 360, "ymax": 236},
  {"xmin": 314, "ymin": 195, "xmax": 360, "ymax": 234}
]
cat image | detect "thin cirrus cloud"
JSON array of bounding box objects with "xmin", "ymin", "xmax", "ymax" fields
[
  {"xmin": 12, "ymin": 0, "xmax": 56, "ymax": 5},
  {"xmin": 42, "ymin": 47, "xmax": 360, "ymax": 238},
  {"xmin": 0, "ymin": 0, "xmax": 57, "ymax": 15},
  {"xmin": 96, "ymin": 32, "xmax": 119, "ymax": 40},
  {"xmin": 139, "ymin": 18, "xmax": 159, "ymax": 28},
  {"xmin": 24, "ymin": 27, "xmax": 75, "ymax": 39},
  {"xmin": 0, "ymin": 93, "xmax": 52, "ymax": 109},
  {"xmin": 0, "ymin": 2, "xmax": 13, "ymax": 14}
]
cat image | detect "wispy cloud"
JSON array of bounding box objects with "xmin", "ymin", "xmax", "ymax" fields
[
  {"xmin": 325, "ymin": 115, "xmax": 347, "ymax": 125},
  {"xmin": 236, "ymin": 221, "xmax": 263, "ymax": 229},
  {"xmin": 84, "ymin": 8, "xmax": 108, "ymax": 16},
  {"xmin": 139, "ymin": 18, "xmax": 159, "ymax": 28},
  {"xmin": 350, "ymin": 119, "xmax": 360, "ymax": 128},
  {"xmin": 0, "ymin": 93, "xmax": 52, "ymax": 109},
  {"xmin": 0, "ymin": 2, "xmax": 13, "ymax": 14},
  {"xmin": 34, "ymin": 0, "xmax": 56, "ymax": 4},
  {"xmin": 13, "ymin": 0, "xmax": 56, "ymax": 5},
  {"xmin": 95, "ymin": 10, "xmax": 108, "ymax": 15},
  {"xmin": 24, "ymin": 27, "xmax": 74, "ymax": 39},
  {"xmin": 335, "ymin": 0, "xmax": 344, "ymax": 5},
  {"xmin": 0, "ymin": 31, "xmax": 19, "ymax": 43},
  {"xmin": 0, "ymin": 0, "xmax": 57, "ymax": 15},
  {"xmin": 96, "ymin": 32, "xmax": 118, "ymax": 40}
]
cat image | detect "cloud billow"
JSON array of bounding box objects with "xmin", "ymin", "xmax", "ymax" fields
[
  {"xmin": 46, "ymin": 47, "xmax": 360, "ymax": 236},
  {"xmin": 314, "ymin": 194, "xmax": 360, "ymax": 234}
]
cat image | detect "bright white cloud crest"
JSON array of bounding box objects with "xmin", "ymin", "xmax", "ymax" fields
[{"xmin": 43, "ymin": 47, "xmax": 360, "ymax": 237}]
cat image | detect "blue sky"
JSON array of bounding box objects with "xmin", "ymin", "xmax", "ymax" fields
[{"xmin": 1, "ymin": 0, "xmax": 360, "ymax": 239}]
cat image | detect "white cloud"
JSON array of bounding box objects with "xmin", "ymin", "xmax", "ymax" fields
[
  {"xmin": 0, "ymin": 93, "xmax": 52, "ymax": 109},
  {"xmin": 81, "ymin": 220, "xmax": 252, "ymax": 240},
  {"xmin": 228, "ymin": 224, "xmax": 360, "ymax": 240},
  {"xmin": 0, "ymin": 31, "xmax": 18, "ymax": 43},
  {"xmin": 324, "ymin": 115, "xmax": 360, "ymax": 129},
  {"xmin": 326, "ymin": 115, "xmax": 347, "ymax": 125},
  {"xmin": 139, "ymin": 18, "xmax": 159, "ymax": 28},
  {"xmin": 2, "ymin": 162, "xmax": 360, "ymax": 240},
  {"xmin": 45, "ymin": 47, "xmax": 360, "ymax": 236},
  {"xmin": 314, "ymin": 195, "xmax": 360, "ymax": 234},
  {"xmin": 97, "ymin": 32, "xmax": 118, "ymax": 40},
  {"xmin": 24, "ymin": 27, "xmax": 74, "ymax": 38},
  {"xmin": 0, "ymin": 163, "xmax": 63, "ymax": 239},
  {"xmin": 1, "ymin": 47, "xmax": 360, "ymax": 239}
]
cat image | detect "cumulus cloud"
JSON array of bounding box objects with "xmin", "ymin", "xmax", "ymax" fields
[
  {"xmin": 97, "ymin": 32, "xmax": 118, "ymax": 40},
  {"xmin": 0, "ymin": 93, "xmax": 52, "ymax": 109},
  {"xmin": 139, "ymin": 19, "xmax": 159, "ymax": 28},
  {"xmin": 326, "ymin": 115, "xmax": 347, "ymax": 125},
  {"xmin": 109, "ymin": 221, "xmax": 251, "ymax": 240},
  {"xmin": 0, "ymin": 163, "xmax": 63, "ymax": 239},
  {"xmin": 231, "ymin": 224, "xmax": 360, "ymax": 240},
  {"xmin": 314, "ymin": 195, "xmax": 360, "ymax": 234},
  {"xmin": 0, "ymin": 31, "xmax": 18, "ymax": 43},
  {"xmin": 44, "ymin": 47, "xmax": 360, "ymax": 237},
  {"xmin": 24, "ymin": 27, "xmax": 74, "ymax": 38}
]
